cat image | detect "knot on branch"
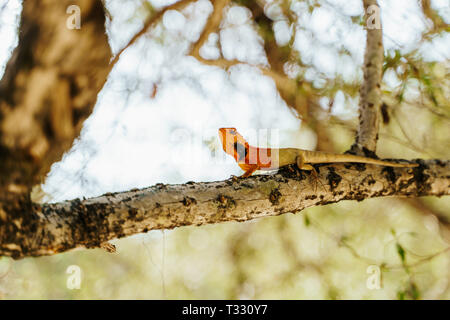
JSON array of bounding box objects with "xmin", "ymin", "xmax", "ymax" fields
[{"xmin": 346, "ymin": 143, "xmax": 378, "ymax": 158}]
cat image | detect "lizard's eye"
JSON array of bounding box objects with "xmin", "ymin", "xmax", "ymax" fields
[{"xmin": 229, "ymin": 129, "xmax": 236, "ymax": 135}]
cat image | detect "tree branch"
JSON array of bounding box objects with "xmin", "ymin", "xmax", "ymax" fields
[
  {"xmin": 187, "ymin": 0, "xmax": 245, "ymax": 70},
  {"xmin": 190, "ymin": 0, "xmax": 231, "ymax": 60},
  {"xmin": 110, "ymin": 0, "xmax": 196, "ymax": 68},
  {"xmin": 354, "ymin": 0, "xmax": 384, "ymax": 154},
  {"xmin": 188, "ymin": 0, "xmax": 316, "ymax": 120},
  {"xmin": 240, "ymin": 0, "xmax": 315, "ymax": 119},
  {"xmin": 1, "ymin": 159, "xmax": 448, "ymax": 259}
]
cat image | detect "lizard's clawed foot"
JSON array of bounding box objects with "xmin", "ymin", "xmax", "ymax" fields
[
  {"xmin": 296, "ymin": 156, "xmax": 326, "ymax": 192},
  {"xmin": 230, "ymin": 175, "xmax": 240, "ymax": 182},
  {"xmin": 100, "ymin": 242, "xmax": 116, "ymax": 253},
  {"xmin": 310, "ymin": 167, "xmax": 327, "ymax": 193}
]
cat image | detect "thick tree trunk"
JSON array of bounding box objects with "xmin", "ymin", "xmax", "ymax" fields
[
  {"xmin": 0, "ymin": 0, "xmax": 111, "ymax": 198},
  {"xmin": 0, "ymin": 0, "xmax": 111, "ymax": 249}
]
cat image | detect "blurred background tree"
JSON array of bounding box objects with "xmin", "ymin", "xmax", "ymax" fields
[{"xmin": 0, "ymin": 0, "xmax": 449, "ymax": 299}]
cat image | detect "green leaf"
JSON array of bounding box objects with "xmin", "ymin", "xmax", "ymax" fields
[
  {"xmin": 304, "ymin": 214, "xmax": 310, "ymax": 227},
  {"xmin": 396, "ymin": 243, "xmax": 406, "ymax": 264},
  {"xmin": 410, "ymin": 283, "xmax": 420, "ymax": 300}
]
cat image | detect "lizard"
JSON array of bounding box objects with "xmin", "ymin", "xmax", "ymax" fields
[{"xmin": 218, "ymin": 127, "xmax": 418, "ymax": 178}]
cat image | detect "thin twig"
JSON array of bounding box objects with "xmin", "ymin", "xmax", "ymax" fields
[
  {"xmin": 354, "ymin": 0, "xmax": 384, "ymax": 153},
  {"xmin": 190, "ymin": 0, "xmax": 231, "ymax": 60}
]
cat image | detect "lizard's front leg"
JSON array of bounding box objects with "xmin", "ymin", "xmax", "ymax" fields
[
  {"xmin": 296, "ymin": 154, "xmax": 314, "ymax": 171},
  {"xmin": 239, "ymin": 164, "xmax": 258, "ymax": 178}
]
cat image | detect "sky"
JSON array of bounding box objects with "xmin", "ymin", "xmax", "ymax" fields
[{"xmin": 0, "ymin": 0, "xmax": 448, "ymax": 203}]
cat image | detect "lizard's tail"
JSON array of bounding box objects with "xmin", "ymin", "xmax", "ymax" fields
[{"xmin": 303, "ymin": 150, "xmax": 418, "ymax": 168}]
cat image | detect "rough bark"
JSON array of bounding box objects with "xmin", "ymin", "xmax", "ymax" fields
[
  {"xmin": 0, "ymin": 0, "xmax": 111, "ymax": 197},
  {"xmin": 0, "ymin": 0, "xmax": 111, "ymax": 258},
  {"xmin": 1, "ymin": 159, "xmax": 448, "ymax": 259}
]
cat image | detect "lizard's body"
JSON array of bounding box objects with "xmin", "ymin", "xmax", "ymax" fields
[{"xmin": 218, "ymin": 128, "xmax": 418, "ymax": 177}]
